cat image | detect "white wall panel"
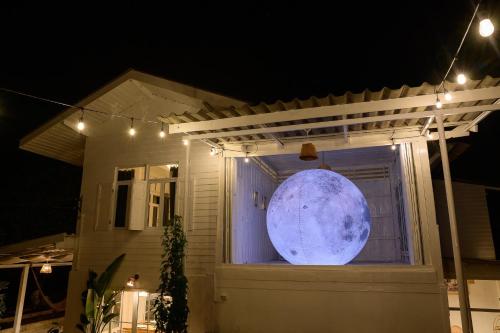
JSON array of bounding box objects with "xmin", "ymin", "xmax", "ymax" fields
[{"xmin": 231, "ymin": 158, "xmax": 279, "ymax": 264}]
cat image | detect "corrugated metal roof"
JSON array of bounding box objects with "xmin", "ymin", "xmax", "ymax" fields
[
  {"xmin": 164, "ymin": 76, "xmax": 500, "ymax": 144},
  {"xmin": 19, "ymin": 70, "xmax": 500, "ymax": 165}
]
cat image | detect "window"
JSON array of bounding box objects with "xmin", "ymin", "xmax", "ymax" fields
[
  {"xmin": 147, "ymin": 164, "xmax": 178, "ymax": 227},
  {"xmin": 114, "ymin": 167, "xmax": 146, "ymax": 228},
  {"xmin": 112, "ymin": 164, "xmax": 178, "ymax": 230},
  {"xmin": 228, "ymin": 146, "xmax": 416, "ymax": 265}
]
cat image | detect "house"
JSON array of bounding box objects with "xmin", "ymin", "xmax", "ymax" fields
[{"xmin": 20, "ymin": 70, "xmax": 500, "ymax": 332}]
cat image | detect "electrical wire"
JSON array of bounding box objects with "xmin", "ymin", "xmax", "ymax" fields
[
  {"xmin": 0, "ymin": 87, "xmax": 165, "ymax": 125},
  {"xmin": 437, "ymin": 0, "xmax": 481, "ymax": 93}
]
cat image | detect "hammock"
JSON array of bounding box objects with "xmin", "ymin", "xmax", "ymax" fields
[{"xmin": 30, "ymin": 267, "xmax": 66, "ymax": 312}]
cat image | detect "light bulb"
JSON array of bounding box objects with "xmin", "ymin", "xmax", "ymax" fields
[
  {"xmin": 210, "ymin": 148, "xmax": 216, "ymax": 156},
  {"xmin": 40, "ymin": 263, "xmax": 52, "ymax": 274},
  {"xmin": 456, "ymin": 73, "xmax": 467, "ymax": 85},
  {"xmin": 182, "ymin": 139, "xmax": 189, "ymax": 146},
  {"xmin": 129, "ymin": 127, "xmax": 136, "ymax": 136},
  {"xmin": 77, "ymin": 119, "xmax": 85, "ymax": 131},
  {"xmin": 244, "ymin": 157, "xmax": 250, "ymax": 163},
  {"xmin": 479, "ymin": 18, "xmax": 494, "ymax": 37},
  {"xmin": 159, "ymin": 130, "xmax": 166, "ymax": 138},
  {"xmin": 391, "ymin": 144, "xmax": 397, "ymax": 151},
  {"xmin": 444, "ymin": 92, "xmax": 452, "ymax": 101},
  {"xmin": 436, "ymin": 99, "xmax": 442, "ymax": 109}
]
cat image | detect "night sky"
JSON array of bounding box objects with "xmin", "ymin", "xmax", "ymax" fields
[{"xmin": 0, "ymin": 1, "xmax": 499, "ymax": 245}]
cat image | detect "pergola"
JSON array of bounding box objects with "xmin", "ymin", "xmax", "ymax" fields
[
  {"xmin": 163, "ymin": 75, "xmax": 500, "ymax": 331},
  {"xmin": 0, "ymin": 234, "xmax": 73, "ymax": 333}
]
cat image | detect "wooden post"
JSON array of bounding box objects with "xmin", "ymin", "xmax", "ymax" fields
[
  {"xmin": 13, "ymin": 265, "xmax": 29, "ymax": 333},
  {"xmin": 435, "ymin": 114, "xmax": 471, "ymax": 332}
]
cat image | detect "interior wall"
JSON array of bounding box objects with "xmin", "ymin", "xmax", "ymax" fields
[
  {"xmin": 350, "ymin": 171, "xmax": 403, "ymax": 263},
  {"xmin": 231, "ymin": 158, "xmax": 279, "ymax": 264}
]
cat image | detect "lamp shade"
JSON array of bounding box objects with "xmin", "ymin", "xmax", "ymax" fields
[
  {"xmin": 299, "ymin": 143, "xmax": 318, "ymax": 161},
  {"xmin": 40, "ymin": 263, "xmax": 52, "ymax": 274}
]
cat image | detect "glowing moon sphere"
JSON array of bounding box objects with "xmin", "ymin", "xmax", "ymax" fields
[{"xmin": 266, "ymin": 169, "xmax": 371, "ymax": 265}]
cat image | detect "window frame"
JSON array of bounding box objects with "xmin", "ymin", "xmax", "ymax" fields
[
  {"xmin": 111, "ymin": 163, "xmax": 179, "ymax": 230},
  {"xmin": 111, "ymin": 165, "xmax": 146, "ymax": 229},
  {"xmin": 145, "ymin": 163, "xmax": 179, "ymax": 229}
]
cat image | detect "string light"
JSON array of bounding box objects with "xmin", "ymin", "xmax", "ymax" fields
[
  {"xmin": 182, "ymin": 139, "xmax": 189, "ymax": 146},
  {"xmin": 435, "ymin": 96, "xmax": 443, "ymax": 109},
  {"xmin": 479, "ymin": 18, "xmax": 494, "ymax": 37},
  {"xmin": 456, "ymin": 73, "xmax": 467, "ymax": 85},
  {"xmin": 210, "ymin": 147, "xmax": 216, "ymax": 156},
  {"xmin": 129, "ymin": 118, "xmax": 136, "ymax": 136},
  {"xmin": 159, "ymin": 123, "xmax": 166, "ymax": 138},
  {"xmin": 77, "ymin": 110, "xmax": 85, "ymax": 131},
  {"xmin": 391, "ymin": 142, "xmax": 397, "ymax": 151},
  {"xmin": 444, "ymin": 91, "xmax": 452, "ymax": 101},
  {"xmin": 244, "ymin": 153, "xmax": 250, "ymax": 163}
]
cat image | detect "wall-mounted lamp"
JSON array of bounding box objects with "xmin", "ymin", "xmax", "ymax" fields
[{"xmin": 126, "ymin": 274, "xmax": 140, "ymax": 287}]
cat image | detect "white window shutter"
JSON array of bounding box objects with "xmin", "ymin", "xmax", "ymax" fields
[
  {"xmin": 95, "ymin": 182, "xmax": 112, "ymax": 231},
  {"xmin": 129, "ymin": 180, "xmax": 147, "ymax": 230}
]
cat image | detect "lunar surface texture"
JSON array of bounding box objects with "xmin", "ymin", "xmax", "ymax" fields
[{"xmin": 266, "ymin": 169, "xmax": 371, "ymax": 265}]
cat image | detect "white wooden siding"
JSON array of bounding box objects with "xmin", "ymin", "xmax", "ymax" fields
[
  {"xmin": 76, "ymin": 119, "xmax": 220, "ymax": 289},
  {"xmin": 231, "ymin": 158, "xmax": 279, "ymax": 264},
  {"xmin": 435, "ymin": 180, "xmax": 495, "ymax": 260}
]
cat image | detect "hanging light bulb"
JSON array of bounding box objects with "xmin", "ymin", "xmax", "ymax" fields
[
  {"xmin": 391, "ymin": 142, "xmax": 397, "ymax": 151},
  {"xmin": 40, "ymin": 262, "xmax": 52, "ymax": 274},
  {"xmin": 129, "ymin": 118, "xmax": 136, "ymax": 136},
  {"xmin": 159, "ymin": 123, "xmax": 166, "ymax": 138},
  {"xmin": 210, "ymin": 147, "xmax": 216, "ymax": 156},
  {"xmin": 444, "ymin": 91, "xmax": 452, "ymax": 101},
  {"xmin": 77, "ymin": 111, "xmax": 85, "ymax": 131},
  {"xmin": 182, "ymin": 139, "xmax": 189, "ymax": 146},
  {"xmin": 479, "ymin": 18, "xmax": 494, "ymax": 37},
  {"xmin": 244, "ymin": 153, "xmax": 250, "ymax": 163},
  {"xmin": 435, "ymin": 96, "xmax": 443, "ymax": 109},
  {"xmin": 456, "ymin": 73, "xmax": 467, "ymax": 85}
]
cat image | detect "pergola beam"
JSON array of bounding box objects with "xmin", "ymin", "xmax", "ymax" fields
[
  {"xmin": 12, "ymin": 265, "xmax": 29, "ymax": 333},
  {"xmin": 182, "ymin": 103, "xmax": 500, "ymax": 141},
  {"xmin": 169, "ymin": 86, "xmax": 500, "ymax": 134}
]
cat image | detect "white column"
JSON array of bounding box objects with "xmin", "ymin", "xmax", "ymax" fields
[
  {"xmin": 13, "ymin": 265, "xmax": 29, "ymax": 333},
  {"xmin": 435, "ymin": 114, "xmax": 471, "ymax": 332},
  {"xmin": 131, "ymin": 291, "xmax": 139, "ymax": 333}
]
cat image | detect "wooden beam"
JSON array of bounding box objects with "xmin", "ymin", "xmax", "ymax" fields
[
  {"xmin": 13, "ymin": 265, "xmax": 29, "ymax": 333},
  {"xmin": 183, "ymin": 103, "xmax": 500, "ymax": 141},
  {"xmin": 169, "ymin": 86, "xmax": 500, "ymax": 134}
]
